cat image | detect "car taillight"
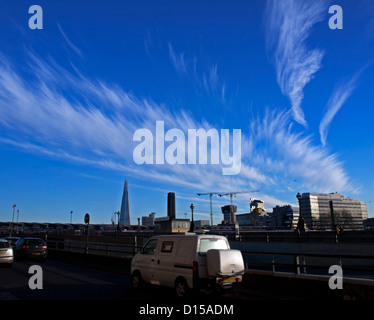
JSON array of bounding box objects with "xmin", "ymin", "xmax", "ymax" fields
[
  {"xmin": 22, "ymin": 245, "xmax": 29, "ymax": 249},
  {"xmin": 42, "ymin": 245, "xmax": 47, "ymax": 249},
  {"xmin": 8, "ymin": 243, "xmax": 11, "ymax": 248},
  {"xmin": 193, "ymin": 261, "xmax": 198, "ymax": 273}
]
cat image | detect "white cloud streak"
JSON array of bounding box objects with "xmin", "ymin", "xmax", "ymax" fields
[
  {"xmin": 265, "ymin": 0, "xmax": 327, "ymax": 127},
  {"xmin": 57, "ymin": 23, "xmax": 83, "ymax": 59},
  {"xmin": 319, "ymin": 72, "xmax": 361, "ymax": 146},
  {"xmin": 247, "ymin": 108, "xmax": 353, "ymax": 193},
  {"xmin": 168, "ymin": 42, "xmax": 187, "ymax": 75},
  {"xmin": 0, "ymin": 52, "xmax": 241, "ymax": 193},
  {"xmin": 0, "ymin": 45, "xmax": 355, "ymax": 210}
]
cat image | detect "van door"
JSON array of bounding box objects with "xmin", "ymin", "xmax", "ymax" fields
[
  {"xmin": 154, "ymin": 240, "xmax": 175, "ymax": 287},
  {"xmin": 174, "ymin": 238, "xmax": 195, "ymax": 289},
  {"xmin": 135, "ymin": 239, "xmax": 158, "ymax": 283}
]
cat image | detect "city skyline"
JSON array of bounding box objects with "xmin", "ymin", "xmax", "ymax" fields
[{"xmin": 0, "ymin": 0, "xmax": 373, "ymax": 225}]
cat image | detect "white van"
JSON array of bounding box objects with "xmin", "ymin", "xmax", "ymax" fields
[{"xmin": 130, "ymin": 233, "xmax": 245, "ymax": 297}]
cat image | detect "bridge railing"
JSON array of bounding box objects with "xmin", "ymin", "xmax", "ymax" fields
[
  {"xmin": 240, "ymin": 250, "xmax": 374, "ymax": 279},
  {"xmin": 47, "ymin": 239, "xmax": 374, "ymax": 280},
  {"xmin": 47, "ymin": 239, "xmax": 142, "ymax": 258}
]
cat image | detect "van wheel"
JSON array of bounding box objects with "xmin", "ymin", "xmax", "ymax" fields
[
  {"xmin": 131, "ymin": 271, "xmax": 144, "ymax": 290},
  {"xmin": 175, "ymin": 278, "xmax": 189, "ymax": 298}
]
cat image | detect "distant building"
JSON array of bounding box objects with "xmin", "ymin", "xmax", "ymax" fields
[
  {"xmin": 142, "ymin": 212, "xmax": 156, "ymax": 226},
  {"xmin": 235, "ymin": 199, "xmax": 269, "ymax": 226},
  {"xmin": 167, "ymin": 192, "xmax": 176, "ymax": 219},
  {"xmin": 154, "ymin": 192, "xmax": 190, "ymax": 233},
  {"xmin": 154, "ymin": 217, "xmax": 190, "ymax": 233},
  {"xmin": 250, "ymin": 199, "xmax": 265, "ymax": 212},
  {"xmin": 272, "ymin": 205, "xmax": 299, "ymax": 229},
  {"xmin": 221, "ymin": 205, "xmax": 237, "ymax": 224},
  {"xmin": 119, "ymin": 180, "xmax": 130, "ymax": 226},
  {"xmin": 364, "ymin": 218, "xmax": 374, "ymax": 230},
  {"xmin": 299, "ymin": 192, "xmax": 368, "ymax": 230},
  {"xmin": 236, "ymin": 213, "xmax": 251, "ymax": 226},
  {"xmin": 194, "ymin": 220, "xmax": 210, "ymax": 227}
]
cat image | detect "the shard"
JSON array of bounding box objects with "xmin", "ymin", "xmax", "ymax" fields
[{"xmin": 119, "ymin": 180, "xmax": 130, "ymax": 226}]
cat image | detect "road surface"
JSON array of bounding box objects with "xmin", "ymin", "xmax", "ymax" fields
[{"xmin": 0, "ymin": 259, "xmax": 258, "ymax": 301}]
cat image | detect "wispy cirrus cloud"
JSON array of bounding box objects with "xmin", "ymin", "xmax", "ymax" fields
[
  {"xmin": 246, "ymin": 108, "xmax": 354, "ymax": 194},
  {"xmin": 168, "ymin": 42, "xmax": 188, "ymax": 75},
  {"xmin": 57, "ymin": 23, "xmax": 83, "ymax": 59},
  {"xmin": 264, "ymin": 0, "xmax": 327, "ymax": 127},
  {"xmin": 0, "ymin": 42, "xmax": 356, "ymax": 208},
  {"xmin": 168, "ymin": 42, "xmax": 226, "ymax": 103},
  {"xmin": 0, "ymin": 50, "xmax": 243, "ymax": 192},
  {"xmin": 319, "ymin": 70, "xmax": 363, "ymax": 146},
  {"xmin": 203, "ymin": 64, "xmax": 225, "ymax": 102}
]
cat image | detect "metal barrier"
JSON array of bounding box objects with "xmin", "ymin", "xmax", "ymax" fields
[
  {"xmin": 240, "ymin": 250, "xmax": 374, "ymax": 279},
  {"xmin": 47, "ymin": 239, "xmax": 140, "ymax": 258},
  {"xmin": 47, "ymin": 238, "xmax": 374, "ymax": 280}
]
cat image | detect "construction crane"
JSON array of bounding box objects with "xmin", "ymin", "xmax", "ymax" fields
[
  {"xmin": 197, "ymin": 190, "xmax": 259, "ymax": 225},
  {"xmin": 218, "ymin": 191, "xmax": 259, "ymax": 205},
  {"xmin": 196, "ymin": 192, "xmax": 222, "ymax": 226}
]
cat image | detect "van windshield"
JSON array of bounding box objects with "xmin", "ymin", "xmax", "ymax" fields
[{"xmin": 198, "ymin": 238, "xmax": 229, "ymax": 256}]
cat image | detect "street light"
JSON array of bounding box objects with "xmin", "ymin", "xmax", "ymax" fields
[
  {"xmin": 296, "ymin": 193, "xmax": 305, "ymax": 231},
  {"xmin": 10, "ymin": 204, "xmax": 16, "ymax": 237},
  {"xmin": 189, "ymin": 203, "xmax": 195, "ymax": 232},
  {"xmin": 84, "ymin": 213, "xmax": 90, "ymax": 254},
  {"xmin": 116, "ymin": 211, "xmax": 121, "ymax": 231},
  {"xmin": 16, "ymin": 209, "xmax": 20, "ymax": 234},
  {"xmin": 70, "ymin": 210, "xmax": 73, "ymax": 224}
]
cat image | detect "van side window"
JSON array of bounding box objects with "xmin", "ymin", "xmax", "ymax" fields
[
  {"xmin": 142, "ymin": 239, "xmax": 158, "ymax": 254},
  {"xmin": 161, "ymin": 241, "xmax": 173, "ymax": 253}
]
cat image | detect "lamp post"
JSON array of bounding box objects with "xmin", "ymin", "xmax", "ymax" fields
[
  {"xmin": 10, "ymin": 204, "xmax": 16, "ymax": 237},
  {"xmin": 116, "ymin": 211, "xmax": 120, "ymax": 231},
  {"xmin": 189, "ymin": 203, "xmax": 195, "ymax": 232},
  {"xmin": 16, "ymin": 209, "xmax": 20, "ymax": 234},
  {"xmin": 70, "ymin": 210, "xmax": 73, "ymax": 224},
  {"xmin": 296, "ymin": 192, "xmax": 305, "ymax": 232},
  {"xmin": 84, "ymin": 213, "xmax": 90, "ymax": 254}
]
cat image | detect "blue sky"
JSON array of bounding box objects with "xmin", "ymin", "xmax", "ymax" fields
[{"xmin": 0, "ymin": 0, "xmax": 373, "ymax": 225}]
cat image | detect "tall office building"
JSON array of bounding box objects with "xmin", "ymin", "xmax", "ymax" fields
[
  {"xmin": 272, "ymin": 205, "xmax": 299, "ymax": 229},
  {"xmin": 299, "ymin": 192, "xmax": 367, "ymax": 230},
  {"xmin": 119, "ymin": 180, "xmax": 130, "ymax": 226}
]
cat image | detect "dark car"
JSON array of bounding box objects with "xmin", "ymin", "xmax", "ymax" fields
[
  {"xmin": 5, "ymin": 237, "xmax": 20, "ymax": 249},
  {"xmin": 14, "ymin": 237, "xmax": 48, "ymax": 261}
]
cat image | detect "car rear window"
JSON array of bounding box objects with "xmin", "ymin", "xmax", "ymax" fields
[
  {"xmin": 0, "ymin": 241, "xmax": 9, "ymax": 249},
  {"xmin": 198, "ymin": 238, "xmax": 229, "ymax": 256},
  {"xmin": 25, "ymin": 239, "xmax": 46, "ymax": 246}
]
